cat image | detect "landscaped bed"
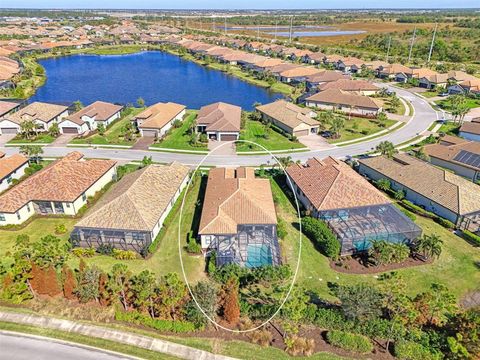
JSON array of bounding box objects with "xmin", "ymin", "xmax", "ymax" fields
[
  {"xmin": 326, "ymin": 117, "xmax": 397, "ymax": 144},
  {"xmin": 7, "ymin": 133, "xmax": 56, "ymax": 144}
]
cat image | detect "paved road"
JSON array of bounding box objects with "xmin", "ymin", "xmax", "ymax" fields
[
  {"xmin": 0, "ymin": 332, "xmax": 135, "ymax": 360},
  {"xmin": 0, "ymin": 86, "xmax": 438, "ymax": 167}
]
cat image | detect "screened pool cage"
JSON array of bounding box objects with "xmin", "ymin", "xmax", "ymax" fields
[
  {"xmin": 319, "ymin": 204, "xmax": 422, "ymax": 256},
  {"xmin": 70, "ymin": 228, "xmax": 152, "ymax": 255},
  {"xmin": 211, "ymin": 224, "xmax": 282, "ymax": 268}
]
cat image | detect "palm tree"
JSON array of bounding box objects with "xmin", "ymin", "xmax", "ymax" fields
[
  {"xmin": 413, "ymin": 234, "xmax": 443, "ymax": 260},
  {"xmin": 376, "ymin": 141, "xmax": 397, "ymax": 158},
  {"xmin": 376, "ymin": 111, "xmax": 388, "ymax": 127},
  {"xmin": 19, "ymin": 144, "xmax": 43, "ymax": 164},
  {"xmin": 330, "ymin": 116, "xmax": 345, "ymax": 139},
  {"xmin": 375, "ymin": 178, "xmax": 391, "ymax": 191},
  {"xmin": 277, "ymin": 156, "xmax": 294, "ymax": 169},
  {"xmin": 20, "ymin": 119, "xmax": 37, "ymax": 140}
]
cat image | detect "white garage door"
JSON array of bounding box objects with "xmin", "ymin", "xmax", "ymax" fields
[
  {"xmin": 142, "ymin": 129, "xmax": 157, "ymax": 137},
  {"xmin": 0, "ymin": 128, "xmax": 18, "ymax": 134},
  {"xmin": 61, "ymin": 127, "xmax": 79, "ymax": 134}
]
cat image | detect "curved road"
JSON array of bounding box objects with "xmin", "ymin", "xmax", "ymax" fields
[
  {"xmin": 1, "ymin": 86, "xmax": 438, "ymax": 166},
  {"xmin": 0, "ymin": 332, "xmax": 135, "ymax": 360}
]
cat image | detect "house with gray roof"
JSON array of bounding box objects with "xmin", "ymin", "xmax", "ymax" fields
[
  {"xmin": 71, "ymin": 162, "xmax": 190, "ymax": 254},
  {"xmin": 358, "ymin": 154, "xmax": 480, "ymax": 233}
]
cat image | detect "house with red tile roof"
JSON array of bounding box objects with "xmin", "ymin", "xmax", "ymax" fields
[
  {"xmin": 287, "ymin": 157, "xmax": 421, "ymax": 255},
  {"xmin": 0, "ymin": 152, "xmax": 116, "ymax": 225},
  {"xmin": 195, "ymin": 102, "xmax": 241, "ymax": 142},
  {"xmin": 0, "ymin": 153, "xmax": 28, "ymax": 193},
  {"xmin": 133, "ymin": 102, "xmax": 186, "ymax": 139}
]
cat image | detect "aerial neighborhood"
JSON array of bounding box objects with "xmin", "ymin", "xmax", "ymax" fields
[{"xmin": 0, "ymin": 8, "xmax": 479, "ymax": 360}]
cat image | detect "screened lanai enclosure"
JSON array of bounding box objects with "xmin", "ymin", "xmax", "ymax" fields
[
  {"xmin": 70, "ymin": 228, "xmax": 152, "ymax": 254},
  {"xmin": 209, "ymin": 224, "xmax": 282, "ymax": 268},
  {"xmin": 319, "ymin": 204, "xmax": 422, "ymax": 256}
]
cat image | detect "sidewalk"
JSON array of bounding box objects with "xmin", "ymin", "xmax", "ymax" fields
[{"xmin": 0, "ymin": 310, "xmax": 237, "ymax": 360}]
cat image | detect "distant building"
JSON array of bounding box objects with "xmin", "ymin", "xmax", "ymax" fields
[
  {"xmin": 306, "ymin": 89, "xmax": 382, "ymax": 116},
  {"xmin": 195, "ymin": 102, "xmax": 241, "ymax": 141},
  {"xmin": 133, "ymin": 102, "xmax": 186, "ymax": 139}
]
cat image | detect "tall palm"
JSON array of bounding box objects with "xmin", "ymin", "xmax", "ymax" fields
[{"xmin": 376, "ymin": 141, "xmax": 397, "ymax": 158}]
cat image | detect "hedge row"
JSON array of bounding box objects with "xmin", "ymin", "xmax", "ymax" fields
[
  {"xmin": 301, "ymin": 217, "xmax": 340, "ymax": 259},
  {"xmin": 462, "ymin": 230, "xmax": 480, "ymax": 247},
  {"xmin": 400, "ymin": 200, "xmax": 455, "ymax": 229},
  {"xmin": 115, "ymin": 310, "xmax": 197, "ymax": 333},
  {"xmin": 326, "ymin": 330, "xmax": 373, "ymax": 354}
]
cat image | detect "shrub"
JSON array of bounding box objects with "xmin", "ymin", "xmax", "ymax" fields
[
  {"xmin": 248, "ymin": 329, "xmax": 272, "ymax": 347},
  {"xmin": 400, "ymin": 208, "xmax": 416, "ymax": 221},
  {"xmin": 301, "ymin": 217, "xmax": 340, "ymax": 259},
  {"xmin": 314, "ymin": 308, "xmax": 351, "ymax": 331},
  {"xmin": 54, "ymin": 224, "xmax": 68, "ymax": 235},
  {"xmin": 326, "ymin": 330, "xmax": 373, "ymax": 354},
  {"xmin": 72, "ymin": 247, "xmax": 95, "ymax": 258},
  {"xmin": 112, "ymin": 249, "xmax": 138, "ymax": 260},
  {"xmin": 277, "ymin": 218, "xmax": 288, "ymax": 239},
  {"xmin": 394, "ymin": 340, "xmax": 440, "ymax": 360},
  {"xmin": 97, "ymin": 243, "xmax": 114, "ymax": 255},
  {"xmin": 186, "ymin": 232, "xmax": 202, "ymax": 254},
  {"xmin": 368, "ymin": 240, "xmax": 410, "ymax": 266},
  {"xmin": 115, "ymin": 310, "xmax": 197, "ymax": 332},
  {"xmin": 285, "ymin": 336, "xmax": 315, "ymax": 356},
  {"xmin": 462, "ymin": 230, "xmax": 480, "ymax": 247},
  {"xmin": 433, "ymin": 217, "xmax": 455, "ymax": 229}
]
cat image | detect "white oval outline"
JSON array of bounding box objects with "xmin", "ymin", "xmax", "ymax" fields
[{"xmin": 177, "ymin": 139, "xmax": 303, "ymax": 333}]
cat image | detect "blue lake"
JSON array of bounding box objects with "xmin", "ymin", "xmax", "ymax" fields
[{"xmin": 30, "ymin": 51, "xmax": 282, "ymax": 110}]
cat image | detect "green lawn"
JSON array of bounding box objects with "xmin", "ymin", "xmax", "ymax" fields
[
  {"xmin": 438, "ymin": 121, "xmax": 461, "ymax": 135},
  {"xmin": 8, "ymin": 133, "xmax": 56, "ymax": 144},
  {"xmin": 151, "ymin": 112, "xmax": 207, "ymax": 151},
  {"xmin": 70, "ymin": 107, "xmax": 143, "ymax": 146},
  {"xmin": 421, "ymin": 90, "xmax": 441, "ymax": 98},
  {"xmin": 437, "ymin": 97, "xmax": 480, "ymax": 111},
  {"xmin": 271, "ymin": 176, "xmax": 480, "ymax": 301},
  {"xmin": 327, "ymin": 117, "xmax": 397, "ymax": 144},
  {"xmin": 0, "ymin": 177, "xmax": 205, "ymax": 284},
  {"xmin": 237, "ymin": 120, "xmax": 306, "ymax": 152}
]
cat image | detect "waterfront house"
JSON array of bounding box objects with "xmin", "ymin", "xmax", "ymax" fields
[
  {"xmin": 195, "ymin": 102, "xmax": 241, "ymax": 141},
  {"xmin": 286, "ymin": 157, "xmax": 421, "ymax": 255},
  {"xmin": 133, "ymin": 102, "xmax": 186, "ymax": 139},
  {"xmin": 358, "ymin": 154, "xmax": 480, "ymax": 233},
  {"xmin": 71, "ymin": 162, "xmax": 189, "ymax": 254},
  {"xmin": 198, "ymin": 167, "xmax": 280, "ymax": 268},
  {"xmin": 317, "ymin": 79, "xmax": 380, "ymax": 96},
  {"xmin": 59, "ymin": 101, "xmax": 123, "ymax": 135},
  {"xmin": 256, "ymin": 100, "xmax": 319, "ymax": 137},
  {"xmin": 304, "ymin": 70, "xmax": 349, "ymax": 90},
  {"xmin": 305, "ymin": 89, "xmax": 382, "ymax": 116},
  {"xmin": 279, "ymin": 66, "xmax": 323, "ymax": 84},
  {"xmin": 423, "ymin": 135, "xmax": 480, "ymax": 182},
  {"xmin": 0, "ymin": 102, "xmax": 69, "ymax": 135},
  {"xmin": 0, "ymin": 153, "xmax": 28, "ymax": 193},
  {"xmin": 0, "ymin": 100, "xmax": 20, "ymax": 118},
  {"xmin": 0, "ymin": 152, "xmax": 116, "ymax": 225},
  {"xmin": 459, "ymin": 118, "xmax": 480, "ymax": 142}
]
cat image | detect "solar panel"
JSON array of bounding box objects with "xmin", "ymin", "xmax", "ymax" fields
[{"xmin": 453, "ymin": 150, "xmax": 480, "ymax": 169}]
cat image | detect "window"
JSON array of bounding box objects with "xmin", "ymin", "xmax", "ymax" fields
[
  {"xmin": 0, "ymin": 213, "xmax": 5, "ymax": 221},
  {"xmin": 204, "ymin": 235, "xmax": 211, "ymax": 246},
  {"xmin": 6, "ymin": 176, "xmax": 12, "ymax": 184},
  {"xmin": 16, "ymin": 212, "xmax": 21, "ymax": 220},
  {"xmin": 26, "ymin": 203, "xmax": 30, "ymax": 212},
  {"xmin": 82, "ymin": 193, "xmax": 87, "ymax": 202},
  {"xmin": 65, "ymin": 203, "xmax": 70, "ymax": 208}
]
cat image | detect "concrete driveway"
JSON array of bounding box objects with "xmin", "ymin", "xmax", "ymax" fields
[
  {"xmin": 208, "ymin": 140, "xmax": 236, "ymax": 155},
  {"xmin": 132, "ymin": 136, "xmax": 154, "ymax": 150},
  {"xmin": 48, "ymin": 134, "xmax": 76, "ymax": 147},
  {"xmin": 298, "ymin": 134, "xmax": 335, "ymax": 150},
  {"xmin": 0, "ymin": 133, "xmax": 16, "ymax": 146}
]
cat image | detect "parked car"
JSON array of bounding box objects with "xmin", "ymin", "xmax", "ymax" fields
[{"xmin": 320, "ymin": 130, "xmax": 333, "ymax": 138}]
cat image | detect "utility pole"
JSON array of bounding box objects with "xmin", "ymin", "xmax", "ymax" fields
[
  {"xmin": 427, "ymin": 23, "xmax": 437, "ymax": 63},
  {"xmin": 408, "ymin": 26, "xmax": 417, "ymax": 64},
  {"xmin": 385, "ymin": 36, "xmax": 391, "ymax": 62},
  {"xmin": 288, "ymin": 16, "xmax": 293, "ymax": 43}
]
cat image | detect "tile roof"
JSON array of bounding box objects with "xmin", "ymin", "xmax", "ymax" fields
[
  {"xmin": 279, "ymin": 66, "xmax": 323, "ymax": 78},
  {"xmin": 460, "ymin": 79, "xmax": 480, "ymax": 92},
  {"xmin": 305, "ymin": 70, "xmax": 348, "ymax": 84},
  {"xmin": 5, "ymin": 102, "xmax": 68, "ymax": 125},
  {"xmin": 256, "ymin": 100, "xmax": 319, "ymax": 131},
  {"xmin": 0, "ymin": 100, "xmax": 19, "ymax": 117},
  {"xmin": 75, "ymin": 162, "xmax": 189, "ymax": 232},
  {"xmin": 421, "ymin": 73, "xmax": 449, "ymax": 84},
  {"xmin": 424, "ymin": 138, "xmax": 480, "ymax": 171},
  {"xmin": 318, "ymin": 79, "xmax": 379, "ymax": 92},
  {"xmin": 136, "ymin": 102, "xmax": 186, "ymax": 130},
  {"xmin": 63, "ymin": 101, "xmax": 123, "ymax": 126},
  {"xmin": 306, "ymin": 89, "xmax": 381, "ymax": 109},
  {"xmin": 286, "ymin": 157, "xmax": 390, "ymax": 212},
  {"xmin": 196, "ymin": 102, "xmax": 241, "ymax": 133},
  {"xmin": 460, "ymin": 119, "xmax": 480, "ymax": 136},
  {"xmin": 0, "ymin": 153, "xmax": 28, "ymax": 180},
  {"xmin": 447, "ymin": 70, "xmax": 477, "ymax": 82},
  {"xmin": 199, "ymin": 167, "xmax": 277, "ymax": 235},
  {"xmin": 379, "ymin": 63, "xmax": 411, "ymax": 75},
  {"xmin": 0, "ymin": 152, "xmax": 116, "ymax": 213},
  {"xmin": 359, "ymin": 154, "xmax": 480, "ymax": 215}
]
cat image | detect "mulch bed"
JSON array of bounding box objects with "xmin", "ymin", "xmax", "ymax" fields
[{"xmin": 330, "ymin": 255, "xmax": 433, "ymax": 275}]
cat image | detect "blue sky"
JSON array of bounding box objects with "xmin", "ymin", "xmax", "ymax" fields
[{"xmin": 4, "ymin": 1, "xmax": 479, "ymax": 9}]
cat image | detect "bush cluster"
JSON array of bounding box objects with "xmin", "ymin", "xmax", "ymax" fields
[
  {"xmin": 394, "ymin": 340, "xmax": 441, "ymax": 360},
  {"xmin": 400, "ymin": 200, "xmax": 455, "ymax": 229},
  {"xmin": 301, "ymin": 217, "xmax": 340, "ymax": 259},
  {"xmin": 71, "ymin": 247, "xmax": 95, "ymax": 258},
  {"xmin": 326, "ymin": 330, "xmax": 373, "ymax": 354},
  {"xmin": 112, "ymin": 249, "xmax": 138, "ymax": 260},
  {"xmin": 115, "ymin": 310, "xmax": 197, "ymax": 333},
  {"xmin": 462, "ymin": 230, "xmax": 480, "ymax": 246}
]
